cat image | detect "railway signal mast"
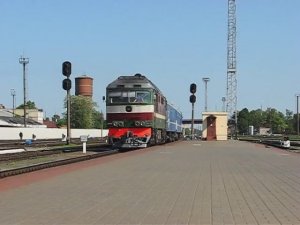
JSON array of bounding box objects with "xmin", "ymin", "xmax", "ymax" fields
[
  {"xmin": 62, "ymin": 61, "xmax": 72, "ymax": 145},
  {"xmin": 226, "ymin": 0, "xmax": 237, "ymax": 138},
  {"xmin": 190, "ymin": 83, "xmax": 197, "ymax": 137}
]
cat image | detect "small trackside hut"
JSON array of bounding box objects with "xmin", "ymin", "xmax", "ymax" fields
[
  {"xmin": 202, "ymin": 112, "xmax": 228, "ymax": 141},
  {"xmin": 105, "ymin": 74, "xmax": 183, "ymax": 149}
]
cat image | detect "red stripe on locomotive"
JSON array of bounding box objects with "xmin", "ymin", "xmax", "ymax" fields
[
  {"xmin": 107, "ymin": 113, "xmax": 154, "ymax": 121},
  {"xmin": 108, "ymin": 128, "xmax": 151, "ymax": 138}
]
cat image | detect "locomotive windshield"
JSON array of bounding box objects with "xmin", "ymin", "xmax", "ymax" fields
[{"xmin": 108, "ymin": 90, "xmax": 151, "ymax": 104}]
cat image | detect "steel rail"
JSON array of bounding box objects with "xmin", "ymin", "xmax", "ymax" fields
[{"xmin": 0, "ymin": 149, "xmax": 117, "ymax": 179}]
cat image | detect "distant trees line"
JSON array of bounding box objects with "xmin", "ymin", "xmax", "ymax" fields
[{"xmin": 234, "ymin": 108, "xmax": 298, "ymax": 135}]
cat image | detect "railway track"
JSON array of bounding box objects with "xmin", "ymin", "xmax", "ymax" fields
[
  {"xmin": 0, "ymin": 137, "xmax": 105, "ymax": 150},
  {"xmin": 0, "ymin": 144, "xmax": 116, "ymax": 179},
  {"xmin": 239, "ymin": 137, "xmax": 300, "ymax": 151},
  {"xmin": 0, "ymin": 139, "xmax": 180, "ymax": 179},
  {"xmin": 0, "ymin": 143, "xmax": 108, "ymax": 161}
]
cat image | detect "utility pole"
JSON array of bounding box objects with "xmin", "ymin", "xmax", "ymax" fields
[
  {"xmin": 101, "ymin": 96, "xmax": 106, "ymax": 138},
  {"xmin": 10, "ymin": 89, "xmax": 16, "ymax": 117},
  {"xmin": 19, "ymin": 57, "xmax": 29, "ymax": 127},
  {"xmin": 226, "ymin": 0, "xmax": 237, "ymax": 138},
  {"xmin": 202, "ymin": 77, "xmax": 210, "ymax": 112},
  {"xmin": 296, "ymin": 94, "xmax": 300, "ymax": 136}
]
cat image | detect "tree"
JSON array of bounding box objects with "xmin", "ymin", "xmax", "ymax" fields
[
  {"xmin": 264, "ymin": 108, "xmax": 287, "ymax": 133},
  {"xmin": 16, "ymin": 100, "xmax": 37, "ymax": 109},
  {"xmin": 64, "ymin": 95, "xmax": 103, "ymax": 129},
  {"xmin": 53, "ymin": 114, "xmax": 66, "ymax": 128},
  {"xmin": 285, "ymin": 109, "xmax": 294, "ymax": 134},
  {"xmin": 92, "ymin": 110, "xmax": 104, "ymax": 129},
  {"xmin": 236, "ymin": 107, "xmax": 291, "ymax": 135},
  {"xmin": 56, "ymin": 118, "xmax": 66, "ymax": 128},
  {"xmin": 237, "ymin": 108, "xmax": 250, "ymax": 134},
  {"xmin": 52, "ymin": 114, "xmax": 61, "ymax": 122}
]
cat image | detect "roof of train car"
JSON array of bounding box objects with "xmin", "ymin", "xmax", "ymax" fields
[
  {"xmin": 106, "ymin": 74, "xmax": 164, "ymax": 96},
  {"xmin": 167, "ymin": 104, "xmax": 183, "ymax": 118}
]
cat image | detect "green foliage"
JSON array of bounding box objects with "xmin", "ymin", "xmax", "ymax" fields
[
  {"xmin": 265, "ymin": 108, "xmax": 287, "ymax": 133},
  {"xmin": 63, "ymin": 95, "xmax": 104, "ymax": 129},
  {"xmin": 52, "ymin": 114, "xmax": 60, "ymax": 122},
  {"xmin": 237, "ymin": 108, "xmax": 249, "ymax": 134},
  {"xmin": 56, "ymin": 118, "xmax": 66, "ymax": 128},
  {"xmin": 237, "ymin": 107, "xmax": 295, "ymax": 135},
  {"xmin": 285, "ymin": 109, "xmax": 295, "ymax": 133},
  {"xmin": 249, "ymin": 109, "xmax": 264, "ymax": 128},
  {"xmin": 92, "ymin": 110, "xmax": 104, "ymax": 129},
  {"xmin": 16, "ymin": 100, "xmax": 37, "ymax": 109}
]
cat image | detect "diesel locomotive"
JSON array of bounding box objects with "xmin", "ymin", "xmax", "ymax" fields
[{"xmin": 106, "ymin": 74, "xmax": 183, "ymax": 148}]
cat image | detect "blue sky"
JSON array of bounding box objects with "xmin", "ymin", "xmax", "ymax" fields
[{"xmin": 0, "ymin": 0, "xmax": 299, "ymax": 119}]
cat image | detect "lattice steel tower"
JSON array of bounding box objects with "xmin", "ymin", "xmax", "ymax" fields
[{"xmin": 226, "ymin": 0, "xmax": 237, "ymax": 126}]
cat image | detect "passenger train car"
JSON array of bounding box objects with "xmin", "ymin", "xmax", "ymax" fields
[{"xmin": 106, "ymin": 74, "xmax": 183, "ymax": 149}]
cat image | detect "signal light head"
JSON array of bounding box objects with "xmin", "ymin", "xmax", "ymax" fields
[
  {"xmin": 62, "ymin": 78, "xmax": 72, "ymax": 91},
  {"xmin": 190, "ymin": 94, "xmax": 196, "ymax": 103},
  {"xmin": 62, "ymin": 61, "xmax": 72, "ymax": 77},
  {"xmin": 190, "ymin": 83, "xmax": 197, "ymax": 94}
]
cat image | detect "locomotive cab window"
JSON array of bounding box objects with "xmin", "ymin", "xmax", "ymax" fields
[
  {"xmin": 108, "ymin": 91, "xmax": 129, "ymax": 103},
  {"xmin": 108, "ymin": 90, "xmax": 151, "ymax": 104},
  {"xmin": 133, "ymin": 91, "xmax": 151, "ymax": 103}
]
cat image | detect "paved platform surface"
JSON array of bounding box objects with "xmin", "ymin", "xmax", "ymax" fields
[{"xmin": 1, "ymin": 140, "xmax": 300, "ymax": 225}]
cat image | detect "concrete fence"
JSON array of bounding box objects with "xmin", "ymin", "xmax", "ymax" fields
[{"xmin": 0, "ymin": 127, "xmax": 108, "ymax": 140}]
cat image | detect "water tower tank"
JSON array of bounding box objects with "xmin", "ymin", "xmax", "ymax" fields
[{"xmin": 75, "ymin": 75, "xmax": 93, "ymax": 97}]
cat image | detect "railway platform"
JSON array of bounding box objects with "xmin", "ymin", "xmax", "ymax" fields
[{"xmin": 0, "ymin": 140, "xmax": 300, "ymax": 225}]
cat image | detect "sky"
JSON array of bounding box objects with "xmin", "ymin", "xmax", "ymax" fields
[{"xmin": 0, "ymin": 0, "xmax": 299, "ymax": 119}]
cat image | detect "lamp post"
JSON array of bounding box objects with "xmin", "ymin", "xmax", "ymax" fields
[
  {"xmin": 222, "ymin": 97, "xmax": 226, "ymax": 112},
  {"xmin": 10, "ymin": 89, "xmax": 16, "ymax": 117},
  {"xmin": 19, "ymin": 57, "xmax": 29, "ymax": 127},
  {"xmin": 202, "ymin": 77, "xmax": 210, "ymax": 112}
]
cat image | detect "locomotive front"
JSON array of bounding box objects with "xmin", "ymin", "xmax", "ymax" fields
[{"xmin": 106, "ymin": 74, "xmax": 163, "ymax": 148}]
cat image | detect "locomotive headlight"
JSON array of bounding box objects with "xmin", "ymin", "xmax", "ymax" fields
[
  {"xmin": 144, "ymin": 121, "xmax": 152, "ymax": 127},
  {"xmin": 134, "ymin": 121, "xmax": 152, "ymax": 127},
  {"xmin": 113, "ymin": 121, "xmax": 124, "ymax": 127}
]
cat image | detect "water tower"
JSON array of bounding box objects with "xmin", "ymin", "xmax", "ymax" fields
[{"xmin": 75, "ymin": 75, "xmax": 93, "ymax": 98}]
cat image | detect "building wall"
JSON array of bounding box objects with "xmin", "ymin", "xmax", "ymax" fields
[
  {"xmin": 13, "ymin": 109, "xmax": 44, "ymax": 124},
  {"xmin": 202, "ymin": 112, "xmax": 228, "ymax": 141}
]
